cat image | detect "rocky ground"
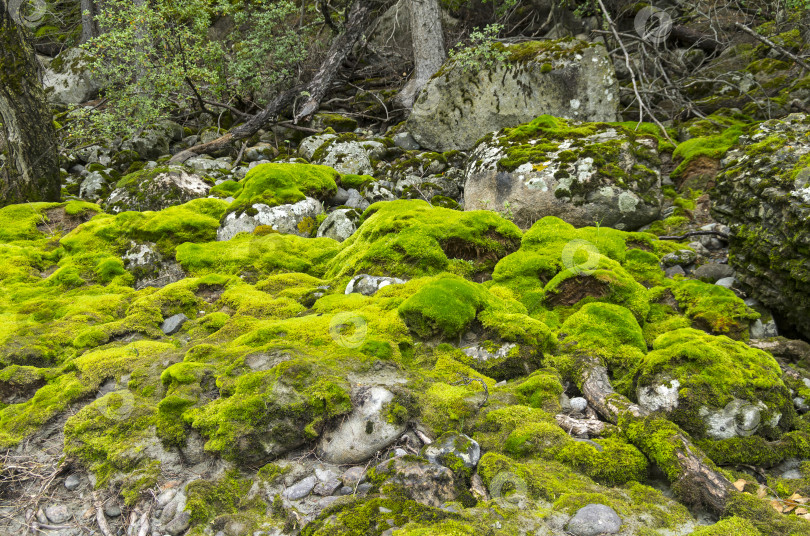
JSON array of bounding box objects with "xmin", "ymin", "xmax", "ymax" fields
[{"xmin": 3, "ymin": 6, "xmax": 810, "ymax": 536}]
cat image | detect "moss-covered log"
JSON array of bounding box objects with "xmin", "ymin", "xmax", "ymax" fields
[
  {"xmin": 0, "ymin": 0, "xmax": 60, "ymax": 206},
  {"xmin": 576, "ymin": 354, "xmax": 736, "ymax": 512}
]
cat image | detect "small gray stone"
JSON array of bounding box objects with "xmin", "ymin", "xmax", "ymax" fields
[
  {"xmin": 161, "ymin": 313, "xmax": 188, "ymax": 335},
  {"xmin": 566, "ymin": 504, "xmax": 622, "ymax": 536},
  {"xmin": 344, "ymin": 189, "xmax": 370, "ymax": 211},
  {"xmin": 165, "ymin": 511, "xmax": 191, "ymax": 535},
  {"xmin": 283, "ymin": 475, "xmax": 317, "ymax": 500},
  {"xmin": 569, "ymin": 397, "xmax": 588, "ymax": 413},
  {"xmin": 64, "ymin": 474, "xmax": 81, "ymax": 491},
  {"xmin": 392, "ymin": 132, "xmax": 420, "ymax": 151},
  {"xmin": 104, "ymin": 504, "xmax": 122, "ymax": 518},
  {"xmin": 317, "ymin": 209, "xmax": 358, "ymax": 242},
  {"xmin": 421, "ymin": 432, "xmax": 481, "ymax": 469},
  {"xmin": 341, "ymin": 466, "xmax": 367, "ymax": 487},
  {"xmin": 660, "ymin": 249, "xmax": 697, "ymax": 267},
  {"xmin": 328, "ymin": 187, "xmax": 350, "ymax": 206},
  {"xmin": 313, "ymin": 478, "xmax": 342, "ymax": 496},
  {"xmin": 355, "ymin": 483, "xmax": 373, "ymax": 496},
  {"xmin": 693, "ymin": 263, "xmax": 735, "ymax": 283},
  {"xmin": 665, "ymin": 265, "xmax": 686, "ymax": 278},
  {"xmin": 338, "ymin": 485, "xmax": 354, "ymax": 495},
  {"xmin": 715, "ymin": 277, "xmax": 737, "ymax": 289},
  {"xmin": 44, "ymin": 504, "xmax": 72, "ymax": 524}
]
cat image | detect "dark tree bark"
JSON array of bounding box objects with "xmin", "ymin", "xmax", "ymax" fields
[
  {"xmin": 80, "ymin": 0, "xmax": 100, "ymax": 43},
  {"xmin": 0, "ymin": 0, "xmax": 60, "ymax": 206},
  {"xmin": 396, "ymin": 0, "xmax": 445, "ymax": 109},
  {"xmin": 575, "ymin": 354, "xmax": 735, "ymax": 513},
  {"xmin": 170, "ymin": 0, "xmax": 392, "ymax": 164}
]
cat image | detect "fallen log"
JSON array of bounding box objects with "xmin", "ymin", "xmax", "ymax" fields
[{"xmin": 576, "ymin": 354, "xmax": 735, "ymax": 512}]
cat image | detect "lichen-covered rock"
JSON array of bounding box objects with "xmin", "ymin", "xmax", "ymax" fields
[
  {"xmin": 316, "ymin": 208, "xmax": 359, "ymax": 242},
  {"xmin": 345, "ymin": 274, "xmax": 406, "ymax": 296},
  {"xmin": 316, "ymin": 386, "xmax": 407, "ymax": 464},
  {"xmin": 464, "ymin": 116, "xmax": 662, "ymax": 229},
  {"xmin": 40, "ymin": 48, "xmax": 100, "ymax": 104},
  {"xmin": 300, "ymin": 134, "xmax": 374, "ymax": 175},
  {"xmin": 713, "ymin": 114, "xmax": 810, "ymax": 339},
  {"xmin": 217, "ymin": 197, "xmax": 323, "ymax": 241},
  {"xmin": 103, "ymin": 167, "xmax": 211, "ymax": 213},
  {"xmin": 406, "ymin": 39, "xmax": 619, "ymax": 152}
]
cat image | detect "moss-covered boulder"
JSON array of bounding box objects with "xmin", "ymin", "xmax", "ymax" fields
[
  {"xmin": 215, "ymin": 163, "xmax": 338, "ymax": 240},
  {"xmin": 103, "ymin": 167, "xmax": 212, "ymax": 213},
  {"xmin": 326, "ymin": 199, "xmax": 522, "ymax": 279},
  {"xmin": 406, "ymin": 39, "xmax": 619, "ymax": 151},
  {"xmin": 713, "ymin": 113, "xmax": 810, "ymax": 339},
  {"xmin": 632, "ymin": 328, "xmax": 795, "ymax": 440},
  {"xmin": 464, "ymin": 115, "xmax": 663, "ymax": 229}
]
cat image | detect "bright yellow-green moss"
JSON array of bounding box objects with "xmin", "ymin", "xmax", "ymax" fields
[
  {"xmin": 670, "ymin": 278, "xmax": 759, "ymax": 340},
  {"xmin": 634, "ymin": 328, "xmax": 793, "ymax": 439},
  {"xmin": 177, "ymin": 232, "xmax": 340, "ymax": 277},
  {"xmin": 690, "ymin": 517, "xmax": 762, "ymax": 535},
  {"xmin": 327, "ymin": 200, "xmax": 521, "ymax": 279},
  {"xmin": 490, "ymin": 216, "xmax": 661, "ymax": 314},
  {"xmin": 224, "ymin": 163, "xmax": 338, "ymax": 215},
  {"xmin": 556, "ymin": 303, "xmax": 646, "ymax": 381}
]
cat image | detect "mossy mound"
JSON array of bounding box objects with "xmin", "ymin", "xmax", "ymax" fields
[
  {"xmin": 490, "ymin": 216, "xmax": 671, "ymax": 314},
  {"xmin": 632, "ymin": 328, "xmax": 794, "ymax": 440},
  {"xmin": 327, "ymin": 199, "xmax": 522, "ymax": 279},
  {"xmin": 223, "ymin": 163, "xmax": 339, "ymax": 216}
]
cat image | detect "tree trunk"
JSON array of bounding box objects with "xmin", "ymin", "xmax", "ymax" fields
[
  {"xmin": 170, "ymin": 0, "xmax": 392, "ymax": 163},
  {"xmin": 0, "ymin": 0, "xmax": 60, "ymax": 207},
  {"xmin": 80, "ymin": 0, "xmax": 100, "ymax": 43},
  {"xmin": 576, "ymin": 354, "xmax": 735, "ymax": 513},
  {"xmin": 396, "ymin": 0, "xmax": 445, "ymax": 109}
]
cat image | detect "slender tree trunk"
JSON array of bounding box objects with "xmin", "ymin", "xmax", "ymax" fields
[
  {"xmin": 80, "ymin": 0, "xmax": 99, "ymax": 43},
  {"xmin": 396, "ymin": 0, "xmax": 445, "ymax": 109},
  {"xmin": 0, "ymin": 0, "xmax": 60, "ymax": 206}
]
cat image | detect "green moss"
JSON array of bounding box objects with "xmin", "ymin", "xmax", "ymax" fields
[
  {"xmin": 398, "ymin": 275, "xmax": 488, "ymax": 339},
  {"xmin": 490, "ymin": 216, "xmax": 661, "ymax": 315},
  {"xmin": 633, "ymin": 328, "xmax": 793, "ymax": 439},
  {"xmin": 302, "ymin": 497, "xmax": 458, "ymax": 536},
  {"xmin": 209, "ymin": 179, "xmax": 242, "ymax": 198},
  {"xmin": 670, "ymin": 278, "xmax": 759, "ymax": 339},
  {"xmin": 690, "ymin": 517, "xmax": 762, "ymax": 535},
  {"xmin": 557, "ymin": 303, "xmax": 647, "ymax": 380},
  {"xmin": 327, "ymin": 200, "xmax": 521, "ymax": 280},
  {"xmin": 186, "ymin": 469, "xmax": 265, "ymax": 527},
  {"xmin": 340, "ymin": 174, "xmax": 376, "ymax": 191},
  {"xmin": 723, "ymin": 492, "xmax": 810, "ymax": 536},
  {"xmin": 188, "ymin": 359, "xmax": 352, "ymax": 463},
  {"xmin": 671, "ymin": 125, "xmax": 744, "ymax": 179},
  {"xmin": 177, "ymin": 232, "xmax": 340, "ymax": 278},
  {"xmin": 224, "ymin": 163, "xmax": 338, "ymax": 216}
]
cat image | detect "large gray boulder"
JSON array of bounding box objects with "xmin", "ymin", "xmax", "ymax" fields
[
  {"xmin": 406, "ymin": 39, "xmax": 619, "ymax": 152},
  {"xmin": 104, "ymin": 167, "xmax": 211, "ymax": 213},
  {"xmin": 464, "ymin": 118, "xmax": 662, "ymax": 229},
  {"xmin": 40, "ymin": 48, "xmax": 101, "ymax": 105},
  {"xmin": 713, "ymin": 114, "xmax": 810, "ymax": 339}
]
